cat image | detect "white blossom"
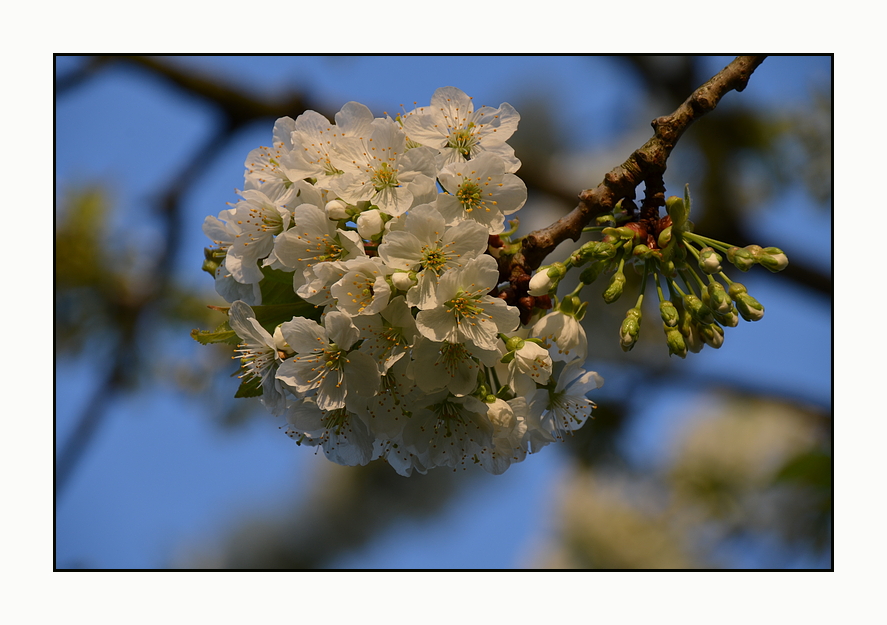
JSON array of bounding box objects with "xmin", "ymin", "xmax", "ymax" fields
[
  {"xmin": 533, "ymin": 310, "xmax": 588, "ymax": 362},
  {"xmin": 275, "ymin": 312, "xmax": 380, "ymax": 411},
  {"xmin": 328, "ymin": 117, "xmax": 437, "ymax": 216},
  {"xmin": 415, "ymin": 255, "xmax": 519, "ymax": 351},
  {"xmin": 401, "ymin": 392, "xmax": 494, "ymax": 469},
  {"xmin": 228, "ymin": 301, "xmax": 290, "ymax": 415},
  {"xmin": 436, "ymin": 153, "xmax": 527, "ymax": 234},
  {"xmin": 401, "ymin": 86, "xmax": 521, "ymax": 172},
  {"xmin": 527, "ymin": 360, "xmax": 603, "ymax": 447},
  {"xmin": 330, "ymin": 257, "xmax": 392, "ymax": 316},
  {"xmin": 378, "ymin": 203, "xmax": 489, "ymax": 309},
  {"xmin": 284, "ymin": 397, "xmax": 376, "ymax": 467}
]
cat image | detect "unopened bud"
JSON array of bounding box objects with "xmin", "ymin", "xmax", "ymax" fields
[
  {"xmin": 325, "ymin": 199, "xmax": 349, "ymax": 220},
  {"xmin": 620, "ymin": 308, "xmax": 642, "ymax": 352},
  {"xmin": 391, "ymin": 271, "xmax": 416, "ymax": 291},
  {"xmin": 760, "ymin": 247, "xmax": 789, "ymax": 272},
  {"xmin": 706, "ymin": 282, "xmax": 732, "ymax": 315},
  {"xmin": 744, "ymin": 245, "xmax": 764, "ymax": 261},
  {"xmin": 683, "ymin": 293, "xmax": 714, "ymax": 325},
  {"xmin": 660, "ymin": 300, "xmax": 680, "ymax": 327},
  {"xmin": 602, "ymin": 272, "xmax": 626, "ymax": 304},
  {"xmin": 735, "ymin": 292, "xmax": 765, "ymax": 322},
  {"xmin": 357, "ymin": 209, "xmax": 384, "ymax": 238},
  {"xmin": 684, "ymin": 322, "xmax": 705, "ymax": 353},
  {"xmin": 714, "ymin": 309, "xmax": 739, "ymax": 327},
  {"xmin": 664, "ymin": 326, "xmax": 687, "ymax": 358},
  {"xmin": 660, "ymin": 260, "xmax": 678, "ymax": 278},
  {"xmin": 572, "ymin": 241, "xmax": 617, "ymax": 266},
  {"xmin": 666, "ymin": 193, "xmax": 690, "ymax": 230},
  {"xmin": 698, "ymin": 247, "xmax": 722, "ymax": 274},
  {"xmin": 602, "ymin": 226, "xmax": 639, "ymax": 242},
  {"xmin": 528, "ymin": 262, "xmax": 567, "ymax": 296},
  {"xmin": 579, "ymin": 261, "xmax": 607, "ymax": 285},
  {"xmin": 675, "ymin": 299, "xmax": 703, "ymax": 354},
  {"xmin": 727, "ymin": 246, "xmax": 756, "ymax": 272},
  {"xmin": 504, "ymin": 335, "xmax": 526, "ymax": 352},
  {"xmin": 728, "ymin": 282, "xmax": 748, "ymax": 298},
  {"xmin": 633, "ymin": 244, "xmax": 655, "ymax": 260},
  {"xmin": 657, "ymin": 225, "xmax": 673, "ymax": 249},
  {"xmin": 698, "ymin": 322, "xmax": 725, "ymax": 349}
]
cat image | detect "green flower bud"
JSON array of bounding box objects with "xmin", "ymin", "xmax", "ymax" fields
[
  {"xmin": 714, "ymin": 309, "xmax": 739, "ymax": 327},
  {"xmin": 664, "ymin": 326, "xmax": 687, "ymax": 358},
  {"xmin": 727, "ymin": 282, "xmax": 748, "ymax": 298},
  {"xmin": 579, "ymin": 261, "xmax": 607, "ymax": 285},
  {"xmin": 683, "ymin": 293, "xmax": 714, "ymax": 325},
  {"xmin": 660, "ymin": 260, "xmax": 678, "ymax": 278},
  {"xmin": 706, "ymin": 282, "xmax": 732, "ymax": 315},
  {"xmin": 633, "ymin": 244, "xmax": 655, "ymax": 260},
  {"xmin": 602, "ymin": 226, "xmax": 638, "ymax": 241},
  {"xmin": 657, "ymin": 225, "xmax": 673, "ymax": 250},
  {"xmin": 698, "ymin": 322, "xmax": 725, "ymax": 349},
  {"xmin": 602, "ymin": 272, "xmax": 626, "ymax": 304},
  {"xmin": 759, "ymin": 249, "xmax": 789, "ymax": 272},
  {"xmin": 735, "ymin": 292, "xmax": 765, "ymax": 322},
  {"xmin": 504, "ymin": 335, "xmax": 526, "ymax": 352},
  {"xmin": 727, "ymin": 247, "xmax": 756, "ymax": 272},
  {"xmin": 674, "ymin": 298, "xmax": 702, "ymax": 353},
  {"xmin": 659, "ymin": 300, "xmax": 680, "ymax": 327},
  {"xmin": 698, "ymin": 247, "xmax": 722, "ymax": 274},
  {"xmin": 683, "ymin": 321, "xmax": 705, "ymax": 354},
  {"xmin": 572, "ymin": 241, "xmax": 618, "ymax": 266},
  {"xmin": 666, "ymin": 194, "xmax": 690, "ymax": 230},
  {"xmin": 620, "ymin": 308, "xmax": 642, "ymax": 352},
  {"xmin": 744, "ymin": 245, "xmax": 764, "ymax": 261}
]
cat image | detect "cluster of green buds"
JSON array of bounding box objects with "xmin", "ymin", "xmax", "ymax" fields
[{"xmin": 529, "ymin": 184, "xmax": 788, "ymax": 357}]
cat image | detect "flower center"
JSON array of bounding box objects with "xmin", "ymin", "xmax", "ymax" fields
[
  {"xmin": 446, "ymin": 292, "xmax": 485, "ymax": 322},
  {"xmin": 439, "ymin": 342, "xmax": 469, "ymax": 375},
  {"xmin": 370, "ymin": 162, "xmax": 399, "ymax": 191},
  {"xmin": 447, "ymin": 125, "xmax": 476, "ymax": 157},
  {"xmin": 323, "ymin": 344, "xmax": 347, "ymax": 370},
  {"xmin": 236, "ymin": 344, "xmax": 275, "ymax": 382},
  {"xmin": 456, "ymin": 181, "xmax": 483, "ymax": 213},
  {"xmin": 319, "ymin": 238, "xmax": 344, "ymax": 262},
  {"xmin": 322, "ymin": 159, "xmax": 344, "ymax": 177},
  {"xmin": 323, "ymin": 408, "xmax": 351, "ymax": 435},
  {"xmin": 420, "ymin": 246, "xmax": 449, "ymax": 275}
]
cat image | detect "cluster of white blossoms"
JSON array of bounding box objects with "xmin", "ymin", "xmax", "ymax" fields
[{"xmin": 202, "ymin": 87, "xmax": 603, "ymax": 476}]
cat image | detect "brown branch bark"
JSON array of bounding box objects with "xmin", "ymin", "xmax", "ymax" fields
[{"xmin": 505, "ymin": 55, "xmax": 768, "ymax": 283}]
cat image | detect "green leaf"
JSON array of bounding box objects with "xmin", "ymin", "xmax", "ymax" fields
[
  {"xmin": 255, "ymin": 302, "xmax": 322, "ymax": 331},
  {"xmin": 259, "ymin": 266, "xmax": 303, "ymax": 306},
  {"xmin": 190, "ymin": 320, "xmax": 239, "ymax": 345}
]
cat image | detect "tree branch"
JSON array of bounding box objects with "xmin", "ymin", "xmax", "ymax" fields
[{"xmin": 507, "ymin": 55, "xmax": 768, "ymax": 281}]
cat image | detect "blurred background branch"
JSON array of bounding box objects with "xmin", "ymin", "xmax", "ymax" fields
[{"xmin": 55, "ymin": 55, "xmax": 831, "ymax": 569}]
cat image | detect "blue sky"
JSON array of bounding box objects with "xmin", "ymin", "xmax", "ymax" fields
[{"xmin": 55, "ymin": 55, "xmax": 832, "ymax": 570}]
